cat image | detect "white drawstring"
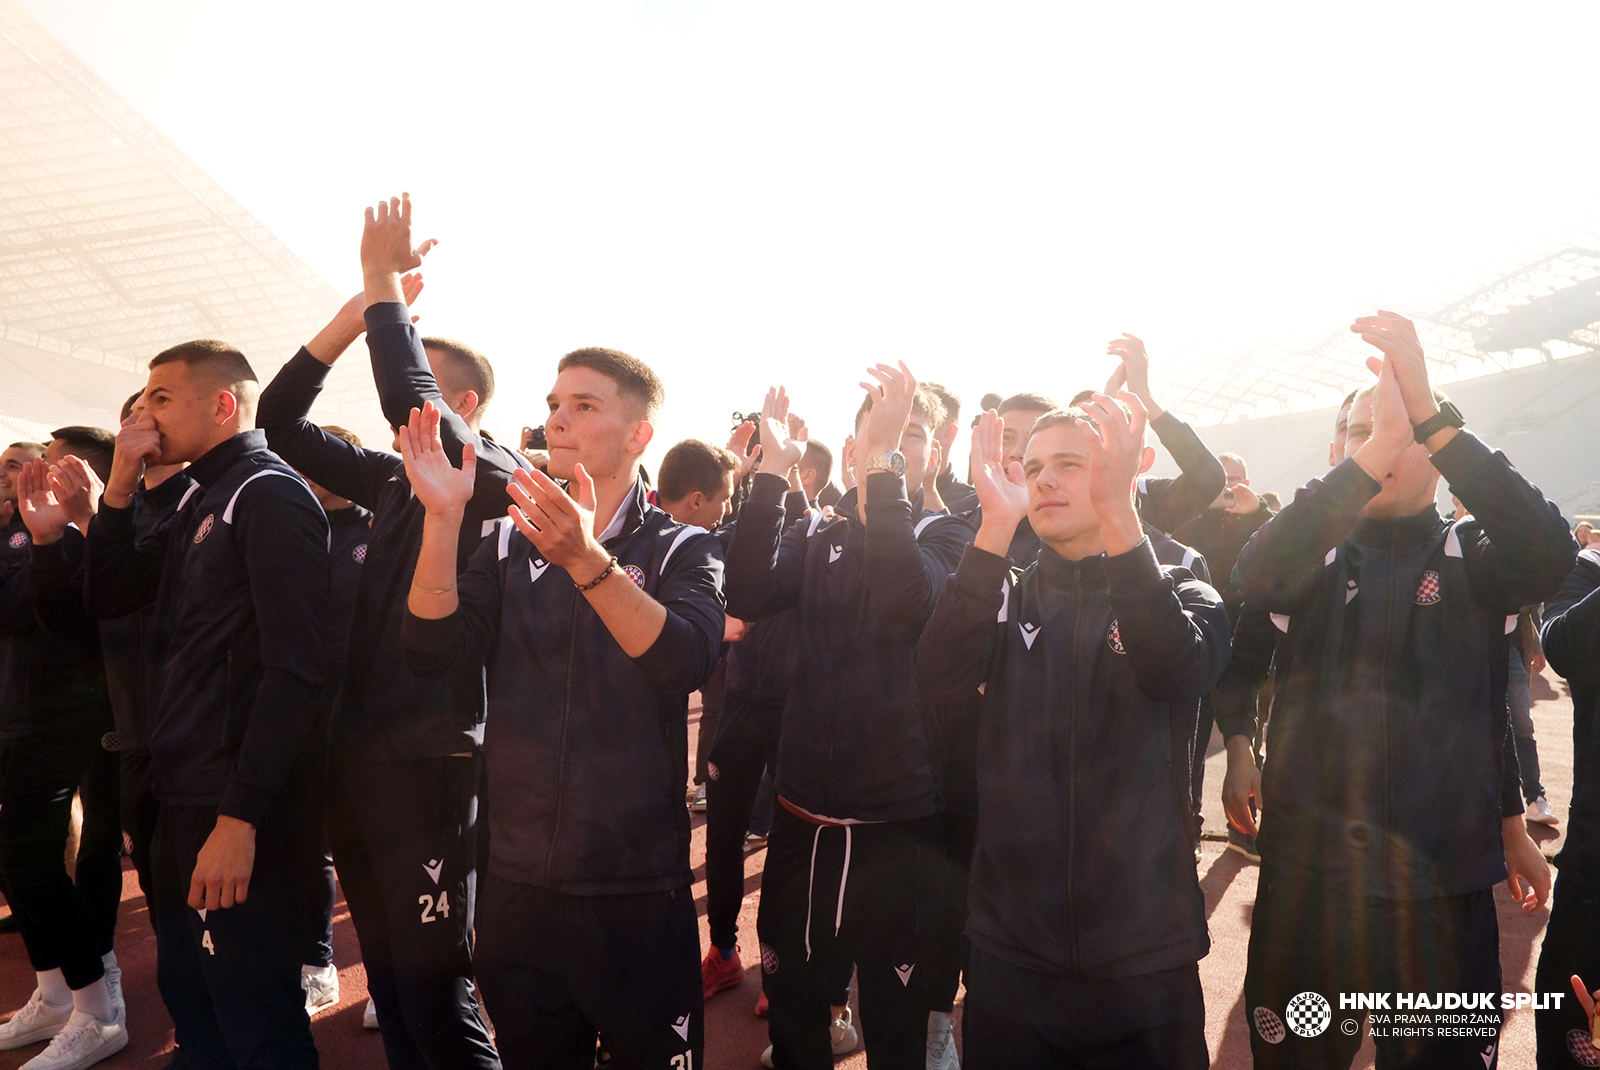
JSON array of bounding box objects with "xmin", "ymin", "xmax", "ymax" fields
[
  {"xmin": 834, "ymin": 825, "xmax": 852, "ymax": 937},
  {"xmin": 803, "ymin": 825, "xmax": 822, "ymax": 961}
]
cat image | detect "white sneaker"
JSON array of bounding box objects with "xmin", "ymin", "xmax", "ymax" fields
[
  {"xmin": 832, "ymin": 1005, "xmax": 859, "ymax": 1054},
  {"xmin": 927, "ymin": 1010, "xmax": 959, "ymax": 1070},
  {"xmin": 302, "ymin": 963, "xmax": 340, "ymax": 1015},
  {"xmin": 0, "ymin": 991, "xmax": 73, "ymax": 1049},
  {"xmin": 19, "ymin": 1009, "xmax": 127, "ymax": 1070},
  {"xmin": 689, "ymin": 784, "xmax": 708, "ymax": 812},
  {"xmin": 363, "ymin": 997, "xmax": 379, "ymax": 1030},
  {"xmin": 1527, "ymin": 794, "xmax": 1560, "ymax": 826},
  {"xmin": 102, "ymin": 967, "xmax": 124, "ymax": 1023}
]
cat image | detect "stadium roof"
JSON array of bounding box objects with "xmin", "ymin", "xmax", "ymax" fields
[
  {"xmin": 1158, "ymin": 205, "xmax": 1600, "ymax": 427},
  {"xmin": 0, "ymin": 0, "xmax": 383, "ymax": 444}
]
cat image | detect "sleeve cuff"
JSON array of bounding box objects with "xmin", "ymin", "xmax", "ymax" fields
[
  {"xmin": 286, "ymin": 346, "xmax": 332, "ymax": 382},
  {"xmin": 1103, "ymin": 538, "xmax": 1165, "ymax": 596},
  {"xmin": 92, "ymin": 498, "xmax": 136, "ymax": 536},
  {"xmin": 402, "ymin": 610, "xmax": 464, "ymax": 654},
  {"xmin": 1427, "ymin": 429, "xmax": 1495, "ymax": 484},
  {"xmin": 953, "ymin": 542, "xmax": 1012, "ymax": 593},
  {"xmin": 863, "ymin": 471, "xmax": 910, "ymax": 512},
  {"xmin": 218, "ymin": 781, "xmax": 272, "ymax": 827},
  {"xmin": 1150, "ymin": 410, "xmax": 1184, "ymax": 439},
  {"xmin": 749, "ymin": 471, "xmax": 789, "ymax": 506},
  {"xmin": 363, "ymin": 301, "xmax": 412, "ymax": 331},
  {"xmin": 29, "ymin": 540, "xmax": 66, "ymax": 569}
]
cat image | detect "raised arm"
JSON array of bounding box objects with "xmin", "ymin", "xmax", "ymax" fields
[
  {"xmin": 725, "ymin": 387, "xmax": 808, "ymax": 621},
  {"xmin": 915, "ymin": 545, "xmax": 1007, "ymax": 703},
  {"xmin": 85, "ymin": 415, "xmax": 171, "ymax": 617},
  {"xmin": 1107, "ymin": 333, "xmax": 1225, "ymax": 533}
]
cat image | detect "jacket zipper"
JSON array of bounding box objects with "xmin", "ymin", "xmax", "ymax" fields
[
  {"xmin": 1379, "ymin": 528, "xmax": 1396, "ymax": 893},
  {"xmin": 1066, "ymin": 565, "xmax": 1082, "ymax": 973},
  {"xmin": 544, "ymin": 584, "xmax": 582, "ymax": 884}
]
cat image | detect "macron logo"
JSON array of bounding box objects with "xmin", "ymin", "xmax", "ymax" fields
[
  {"xmin": 1345, "ymin": 580, "xmax": 1359, "ymax": 605},
  {"xmin": 1480, "ymin": 1042, "xmax": 1495, "ymax": 1067},
  {"xmin": 829, "ymin": 544, "xmax": 843, "ymax": 563},
  {"xmin": 1020, "ymin": 622, "xmax": 1040, "ymax": 649},
  {"xmin": 671, "ymin": 1014, "xmax": 690, "ymax": 1041},
  {"xmin": 423, "ymin": 859, "xmax": 444, "ymax": 885},
  {"xmin": 529, "ymin": 559, "xmax": 549, "ymax": 583},
  {"xmin": 894, "ymin": 963, "xmax": 915, "ymax": 986},
  {"xmin": 197, "ymin": 907, "xmax": 207, "ymax": 921}
]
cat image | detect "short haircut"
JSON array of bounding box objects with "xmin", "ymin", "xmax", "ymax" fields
[
  {"xmin": 6, "ymin": 442, "xmax": 46, "ymax": 454},
  {"xmin": 1024, "ymin": 408, "xmax": 1092, "ymax": 442},
  {"xmin": 998, "ymin": 391, "xmax": 1056, "ymax": 417},
  {"xmin": 657, "ymin": 439, "xmax": 739, "ymax": 502},
  {"xmin": 854, "ymin": 385, "xmax": 946, "ymax": 434},
  {"xmin": 558, "ymin": 347, "xmax": 665, "ymax": 422},
  {"xmin": 422, "ymin": 337, "xmax": 496, "ymax": 409},
  {"xmin": 149, "ymin": 339, "xmax": 257, "ymax": 391},
  {"xmin": 923, "ymin": 382, "xmax": 960, "ymax": 428},
  {"xmin": 1069, "ymin": 389, "xmax": 1096, "ymax": 408},
  {"xmin": 800, "ymin": 440, "xmax": 833, "ymax": 484},
  {"xmin": 1218, "ymin": 452, "xmax": 1247, "ymax": 476},
  {"xmin": 321, "ymin": 425, "xmax": 362, "ymax": 448},
  {"xmin": 120, "ymin": 391, "xmax": 144, "ymax": 423},
  {"xmin": 979, "ymin": 392, "xmax": 1003, "ymax": 411},
  {"xmin": 50, "ymin": 426, "xmax": 116, "ymax": 481}
]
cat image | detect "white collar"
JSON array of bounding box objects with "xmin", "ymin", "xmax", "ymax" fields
[{"xmin": 596, "ymin": 487, "xmax": 632, "ymax": 544}]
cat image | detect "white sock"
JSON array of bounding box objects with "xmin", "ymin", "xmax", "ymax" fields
[
  {"xmin": 101, "ymin": 951, "xmax": 117, "ymax": 972},
  {"xmin": 36, "ymin": 969, "xmax": 70, "ymax": 1007},
  {"xmin": 71, "ymin": 978, "xmax": 114, "ymax": 1024}
]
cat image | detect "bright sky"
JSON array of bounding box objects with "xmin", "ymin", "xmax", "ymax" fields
[{"xmin": 20, "ymin": 0, "xmax": 1600, "ymax": 473}]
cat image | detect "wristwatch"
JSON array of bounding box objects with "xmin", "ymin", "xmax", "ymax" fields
[
  {"xmin": 863, "ymin": 450, "xmax": 906, "ymax": 477},
  {"xmin": 1412, "ymin": 400, "xmax": 1465, "ymax": 444}
]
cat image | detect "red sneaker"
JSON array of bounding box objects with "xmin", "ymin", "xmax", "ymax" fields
[
  {"xmin": 754, "ymin": 991, "xmax": 768, "ymax": 1017},
  {"xmin": 701, "ymin": 945, "xmax": 745, "ymax": 1001}
]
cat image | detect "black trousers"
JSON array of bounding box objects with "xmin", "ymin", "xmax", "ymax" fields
[
  {"xmin": 758, "ymin": 806, "xmax": 938, "ymax": 1070},
  {"xmin": 1245, "ymin": 865, "xmax": 1502, "ymax": 1070},
  {"xmin": 1535, "ymin": 868, "xmax": 1600, "ymax": 1069},
  {"xmin": 704, "ymin": 692, "xmax": 782, "ymax": 951},
  {"xmin": 962, "ymin": 947, "xmax": 1207, "ymax": 1070},
  {"xmin": 120, "ymin": 750, "xmax": 161, "ymax": 929},
  {"xmin": 927, "ymin": 809, "xmax": 977, "ymax": 1013},
  {"xmin": 0, "ymin": 733, "xmax": 103, "ymax": 990},
  {"xmin": 76, "ymin": 738, "xmax": 123, "ymax": 957},
  {"xmin": 327, "ymin": 754, "xmax": 499, "ymax": 1070},
  {"xmin": 475, "ymin": 873, "xmax": 703, "ymax": 1070},
  {"xmin": 152, "ymin": 803, "xmax": 318, "ymax": 1070}
]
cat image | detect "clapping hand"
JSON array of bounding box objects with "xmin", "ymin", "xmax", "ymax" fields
[
  {"xmin": 49, "ymin": 456, "xmax": 103, "ymax": 532},
  {"xmin": 16, "ymin": 461, "xmax": 70, "ymax": 545},
  {"xmin": 857, "ymin": 362, "xmax": 919, "ymax": 462},
  {"xmin": 727, "ymin": 420, "xmax": 761, "ymax": 480},
  {"xmin": 398, "ymin": 402, "xmax": 477, "ymax": 517},
  {"xmin": 1573, "ymin": 976, "xmax": 1600, "ymax": 1043},
  {"xmin": 1077, "ymin": 392, "xmax": 1149, "ymax": 556},
  {"xmin": 1106, "ymin": 334, "xmax": 1166, "ymax": 420},
  {"xmin": 971, "ymin": 410, "xmax": 1027, "ymax": 557},
  {"xmin": 755, "ymin": 387, "xmax": 806, "ymax": 477},
  {"xmin": 362, "ymin": 194, "xmax": 439, "ymax": 279},
  {"xmin": 507, "ymin": 464, "xmax": 603, "ymax": 574}
]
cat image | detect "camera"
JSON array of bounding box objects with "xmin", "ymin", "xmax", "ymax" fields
[{"xmin": 522, "ymin": 426, "xmax": 548, "ymax": 451}]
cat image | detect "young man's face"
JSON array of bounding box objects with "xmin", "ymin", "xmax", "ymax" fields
[
  {"xmin": 1001, "ymin": 408, "xmax": 1049, "ymax": 469},
  {"xmin": 1343, "ymin": 386, "xmax": 1440, "ymax": 517},
  {"xmin": 1023, "ymin": 422, "xmax": 1101, "ymax": 548},
  {"xmin": 667, "ymin": 474, "xmax": 734, "ymax": 530},
  {"xmin": 0, "ymin": 446, "xmax": 41, "ymax": 505},
  {"xmin": 1329, "ymin": 399, "xmax": 1354, "ymax": 467},
  {"xmin": 140, "ymin": 362, "xmax": 235, "ymax": 465},
  {"xmin": 544, "ymin": 366, "xmax": 649, "ymax": 482}
]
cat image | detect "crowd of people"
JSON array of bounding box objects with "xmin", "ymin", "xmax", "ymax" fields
[{"xmin": 0, "ymin": 192, "xmax": 1594, "ymax": 1070}]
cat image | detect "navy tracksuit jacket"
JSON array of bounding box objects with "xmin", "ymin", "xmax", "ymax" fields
[
  {"xmin": 917, "ymin": 539, "xmax": 1230, "ymax": 977},
  {"xmin": 1235, "ymin": 432, "xmax": 1575, "ymax": 898},
  {"xmin": 404, "ymin": 478, "xmax": 725, "ymax": 894}
]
